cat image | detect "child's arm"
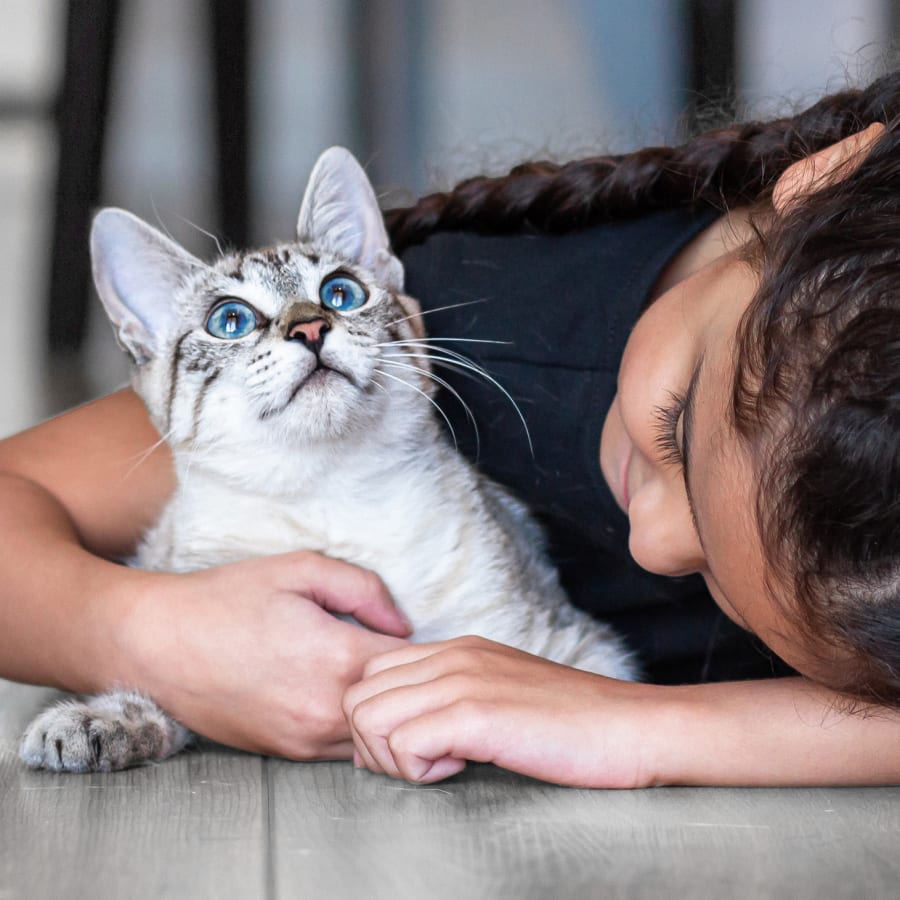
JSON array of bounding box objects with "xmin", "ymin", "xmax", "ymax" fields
[
  {"xmin": 0, "ymin": 390, "xmax": 410, "ymax": 758},
  {"xmin": 343, "ymin": 636, "xmax": 900, "ymax": 786}
]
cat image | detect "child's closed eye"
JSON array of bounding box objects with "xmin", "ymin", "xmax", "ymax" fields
[{"xmin": 652, "ymin": 392, "xmax": 686, "ymax": 467}]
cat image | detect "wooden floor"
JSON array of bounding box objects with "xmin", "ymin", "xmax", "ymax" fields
[{"xmin": 2, "ymin": 680, "xmax": 899, "ymax": 899}]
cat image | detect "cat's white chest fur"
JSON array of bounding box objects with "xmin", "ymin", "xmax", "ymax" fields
[{"xmin": 137, "ymin": 440, "xmax": 537, "ymax": 646}]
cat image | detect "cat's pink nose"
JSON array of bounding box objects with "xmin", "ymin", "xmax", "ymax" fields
[{"xmin": 287, "ymin": 318, "xmax": 330, "ymax": 351}]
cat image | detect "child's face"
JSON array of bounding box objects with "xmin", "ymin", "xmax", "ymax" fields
[
  {"xmin": 599, "ymin": 249, "xmax": 808, "ymax": 670},
  {"xmin": 601, "ymin": 125, "xmax": 887, "ymax": 678}
]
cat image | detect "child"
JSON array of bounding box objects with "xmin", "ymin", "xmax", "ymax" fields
[{"xmin": 1, "ymin": 73, "xmax": 898, "ymax": 786}]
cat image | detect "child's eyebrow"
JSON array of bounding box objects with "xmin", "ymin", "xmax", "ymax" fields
[{"xmin": 681, "ymin": 352, "xmax": 706, "ymax": 546}]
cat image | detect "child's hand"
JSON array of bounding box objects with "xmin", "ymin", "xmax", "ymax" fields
[
  {"xmin": 118, "ymin": 551, "xmax": 411, "ymax": 760},
  {"xmin": 342, "ymin": 636, "xmax": 655, "ymax": 787}
]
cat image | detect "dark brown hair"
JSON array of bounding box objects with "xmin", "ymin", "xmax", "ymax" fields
[
  {"xmin": 732, "ymin": 105, "xmax": 900, "ymax": 707},
  {"xmin": 384, "ymin": 71, "xmax": 900, "ymax": 705}
]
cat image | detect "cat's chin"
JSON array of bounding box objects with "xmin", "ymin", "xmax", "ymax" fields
[
  {"xmin": 260, "ymin": 366, "xmax": 352, "ymax": 418},
  {"xmin": 304, "ymin": 365, "xmax": 355, "ymax": 390},
  {"xmin": 260, "ymin": 372, "xmax": 380, "ymax": 444}
]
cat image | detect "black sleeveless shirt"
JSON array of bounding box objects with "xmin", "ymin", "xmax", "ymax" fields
[{"xmin": 401, "ymin": 208, "xmax": 792, "ymax": 684}]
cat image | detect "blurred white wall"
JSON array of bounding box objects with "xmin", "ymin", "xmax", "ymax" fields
[
  {"xmin": 738, "ymin": 0, "xmax": 892, "ymax": 111},
  {"xmin": 0, "ymin": 0, "xmax": 896, "ymax": 436},
  {"xmin": 0, "ymin": 0, "xmax": 59, "ymax": 436}
]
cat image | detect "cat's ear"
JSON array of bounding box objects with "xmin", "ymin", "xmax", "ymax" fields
[
  {"xmin": 91, "ymin": 209, "xmax": 203, "ymax": 364},
  {"xmin": 296, "ymin": 147, "xmax": 404, "ymax": 293}
]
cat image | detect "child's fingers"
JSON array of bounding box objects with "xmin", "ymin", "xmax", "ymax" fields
[
  {"xmin": 346, "ymin": 678, "xmax": 469, "ymax": 778},
  {"xmin": 351, "ymin": 727, "xmax": 466, "ymax": 783},
  {"xmin": 284, "ymin": 551, "xmax": 412, "ymax": 637},
  {"xmin": 345, "ymin": 653, "xmax": 453, "ymax": 718},
  {"xmin": 351, "ymin": 732, "xmax": 386, "ymax": 775},
  {"xmin": 344, "ymin": 638, "xmax": 538, "ymax": 781},
  {"xmin": 372, "ymin": 703, "xmax": 488, "ymax": 782}
]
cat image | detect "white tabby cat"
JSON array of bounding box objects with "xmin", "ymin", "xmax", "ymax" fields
[{"xmin": 21, "ymin": 147, "xmax": 636, "ymax": 773}]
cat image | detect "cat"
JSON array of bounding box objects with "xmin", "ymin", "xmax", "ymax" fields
[{"xmin": 21, "ymin": 147, "xmax": 636, "ymax": 773}]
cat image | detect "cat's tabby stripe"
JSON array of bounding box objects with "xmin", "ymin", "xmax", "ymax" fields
[
  {"xmin": 166, "ymin": 332, "xmax": 192, "ymax": 435},
  {"xmin": 189, "ymin": 369, "xmax": 221, "ymax": 441}
]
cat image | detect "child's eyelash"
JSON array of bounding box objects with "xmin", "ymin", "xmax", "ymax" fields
[{"xmin": 652, "ymin": 392, "xmax": 686, "ymax": 467}]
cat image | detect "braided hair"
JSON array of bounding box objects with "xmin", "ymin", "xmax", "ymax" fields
[
  {"xmin": 386, "ymin": 70, "xmax": 900, "ymax": 708},
  {"xmin": 385, "ymin": 72, "xmax": 900, "ymax": 251}
]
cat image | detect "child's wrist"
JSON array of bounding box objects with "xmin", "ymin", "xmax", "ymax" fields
[
  {"xmin": 640, "ymin": 685, "xmax": 711, "ymax": 786},
  {"xmin": 634, "ymin": 680, "xmax": 798, "ymax": 787},
  {"xmin": 599, "ymin": 681, "xmax": 711, "ymax": 788},
  {"xmin": 89, "ymin": 565, "xmax": 173, "ymax": 696}
]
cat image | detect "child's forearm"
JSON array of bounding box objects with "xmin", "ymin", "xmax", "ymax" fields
[
  {"xmin": 652, "ymin": 676, "xmax": 900, "ymax": 786},
  {"xmin": 0, "ymin": 473, "xmax": 148, "ymax": 692},
  {"xmin": 0, "ymin": 390, "xmax": 174, "ymax": 692},
  {"xmin": 345, "ymin": 638, "xmax": 900, "ymax": 787}
]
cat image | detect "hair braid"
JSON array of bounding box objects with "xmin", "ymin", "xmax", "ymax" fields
[{"xmin": 385, "ymin": 71, "xmax": 900, "ymax": 252}]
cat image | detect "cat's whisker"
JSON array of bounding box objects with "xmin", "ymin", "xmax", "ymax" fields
[
  {"xmin": 378, "ymin": 337, "xmax": 512, "ymax": 348},
  {"xmin": 181, "ymin": 438, "xmax": 218, "ymax": 492},
  {"xmin": 385, "ymin": 297, "xmax": 490, "ymax": 327},
  {"xmin": 382, "ymin": 354, "xmax": 477, "ymax": 427},
  {"xmin": 420, "ymin": 356, "xmax": 532, "ymax": 457},
  {"xmin": 379, "ymin": 358, "xmax": 481, "ymax": 454},
  {"xmin": 374, "ymin": 368, "xmax": 459, "ymax": 451},
  {"xmin": 385, "ymin": 341, "xmax": 509, "ymax": 393},
  {"xmin": 383, "ymin": 349, "xmax": 495, "ymax": 396},
  {"xmin": 148, "ymin": 202, "xmax": 220, "ymax": 271},
  {"xmin": 173, "ymin": 213, "xmax": 226, "ymax": 257},
  {"xmin": 123, "ymin": 430, "xmax": 176, "ymax": 480},
  {"xmin": 383, "ymin": 343, "xmax": 533, "ymax": 455}
]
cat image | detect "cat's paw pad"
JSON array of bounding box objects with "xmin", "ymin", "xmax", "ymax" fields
[{"xmin": 20, "ymin": 693, "xmax": 186, "ymax": 773}]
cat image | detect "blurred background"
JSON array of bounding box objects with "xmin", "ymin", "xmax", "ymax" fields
[{"xmin": 0, "ymin": 0, "xmax": 895, "ymax": 436}]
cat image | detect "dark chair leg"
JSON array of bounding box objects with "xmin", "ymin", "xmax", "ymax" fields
[
  {"xmin": 684, "ymin": 0, "xmax": 737, "ymax": 125},
  {"xmin": 209, "ymin": 0, "xmax": 250, "ymax": 248},
  {"xmin": 46, "ymin": 0, "xmax": 120, "ymax": 355}
]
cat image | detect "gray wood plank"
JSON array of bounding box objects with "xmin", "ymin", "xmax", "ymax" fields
[
  {"xmin": 267, "ymin": 758, "xmax": 900, "ymax": 900},
  {"xmin": 4, "ymin": 677, "xmax": 900, "ymax": 900},
  {"xmin": 0, "ymin": 680, "xmax": 267, "ymax": 900}
]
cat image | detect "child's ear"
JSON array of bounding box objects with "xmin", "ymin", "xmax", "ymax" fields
[{"xmin": 772, "ymin": 122, "xmax": 885, "ymax": 213}]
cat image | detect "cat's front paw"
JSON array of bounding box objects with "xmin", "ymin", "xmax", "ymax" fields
[{"xmin": 20, "ymin": 691, "xmax": 190, "ymax": 773}]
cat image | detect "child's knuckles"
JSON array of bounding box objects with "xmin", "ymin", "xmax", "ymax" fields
[
  {"xmin": 449, "ymin": 697, "xmax": 494, "ymax": 736},
  {"xmin": 441, "ymin": 645, "xmax": 490, "ymax": 673},
  {"xmin": 442, "ymin": 671, "xmax": 482, "ymax": 698},
  {"xmin": 451, "ymin": 634, "xmax": 492, "ymax": 651},
  {"xmin": 349, "ymin": 698, "xmax": 386, "ymax": 737},
  {"xmin": 360, "ymin": 568, "xmax": 391, "ymax": 602}
]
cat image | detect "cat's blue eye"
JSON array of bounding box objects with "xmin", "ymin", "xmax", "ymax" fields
[
  {"xmin": 320, "ymin": 274, "xmax": 367, "ymax": 312},
  {"xmin": 206, "ymin": 300, "xmax": 258, "ymax": 339}
]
